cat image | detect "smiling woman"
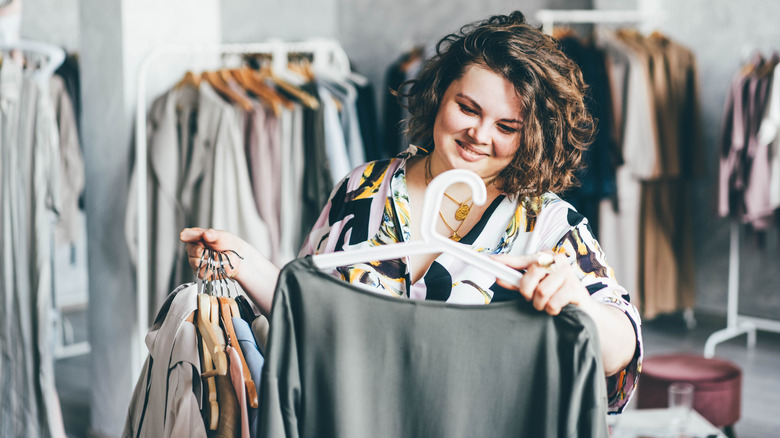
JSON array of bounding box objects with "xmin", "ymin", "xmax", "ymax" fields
[
  {"xmin": 400, "ymin": 12, "xmax": 595, "ymax": 198},
  {"xmin": 181, "ymin": 9, "xmax": 643, "ymax": 416}
]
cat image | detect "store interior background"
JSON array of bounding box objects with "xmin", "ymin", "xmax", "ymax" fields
[{"xmin": 14, "ymin": 0, "xmax": 780, "ymax": 436}]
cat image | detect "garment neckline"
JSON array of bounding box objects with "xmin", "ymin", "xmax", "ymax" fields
[{"xmin": 300, "ymin": 255, "xmax": 539, "ymax": 311}]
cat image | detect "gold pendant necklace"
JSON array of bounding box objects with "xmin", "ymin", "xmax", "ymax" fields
[
  {"xmin": 444, "ymin": 192, "xmax": 472, "ymax": 221},
  {"xmin": 425, "ymin": 154, "xmax": 474, "ymax": 224},
  {"xmin": 439, "ymin": 211, "xmax": 465, "ymax": 240}
]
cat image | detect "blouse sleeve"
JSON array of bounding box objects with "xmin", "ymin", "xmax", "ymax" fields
[
  {"xmin": 553, "ymin": 215, "xmax": 643, "ymax": 415},
  {"xmin": 298, "ymin": 175, "xmax": 349, "ymax": 258}
]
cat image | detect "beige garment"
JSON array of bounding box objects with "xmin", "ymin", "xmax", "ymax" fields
[
  {"xmin": 598, "ymin": 31, "xmax": 658, "ymax": 305},
  {"xmin": 50, "ymin": 74, "xmax": 84, "ymax": 245},
  {"xmin": 638, "ymin": 35, "xmax": 700, "ymax": 318},
  {"xmin": 251, "ymin": 314, "xmax": 270, "ymax": 352},
  {"xmin": 214, "ymin": 374, "xmax": 240, "ymax": 438},
  {"xmin": 196, "ymin": 82, "xmax": 271, "ymax": 259},
  {"xmin": 123, "ymin": 284, "xmax": 207, "ymax": 438},
  {"xmin": 600, "ymin": 31, "xmax": 699, "ymax": 319}
]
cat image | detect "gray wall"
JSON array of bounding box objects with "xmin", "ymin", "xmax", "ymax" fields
[
  {"xmin": 335, "ymin": 0, "xmax": 591, "ymax": 109},
  {"xmin": 20, "ymin": 0, "xmax": 80, "ymax": 50},
  {"xmin": 221, "ymin": 0, "xmax": 338, "ymax": 42},
  {"xmin": 80, "ymin": 0, "xmax": 220, "ymax": 435}
]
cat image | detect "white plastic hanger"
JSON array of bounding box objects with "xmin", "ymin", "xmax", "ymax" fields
[
  {"xmin": 0, "ymin": 39, "xmax": 66, "ymax": 87},
  {"xmin": 312, "ymin": 169, "xmax": 524, "ymax": 286}
]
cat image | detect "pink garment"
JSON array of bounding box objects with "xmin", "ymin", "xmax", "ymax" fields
[{"xmin": 227, "ymin": 345, "xmax": 250, "ymax": 438}]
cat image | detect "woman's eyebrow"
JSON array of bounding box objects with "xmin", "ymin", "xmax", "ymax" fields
[{"xmin": 456, "ymin": 93, "xmax": 522, "ymax": 124}]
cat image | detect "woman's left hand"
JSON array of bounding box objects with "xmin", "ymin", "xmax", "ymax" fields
[{"xmin": 493, "ymin": 252, "xmax": 594, "ymax": 316}]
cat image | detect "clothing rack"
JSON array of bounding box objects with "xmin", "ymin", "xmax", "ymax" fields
[
  {"xmin": 133, "ymin": 38, "xmax": 351, "ymax": 382},
  {"xmin": 0, "ymin": 40, "xmax": 83, "ymax": 360},
  {"xmin": 704, "ymin": 48, "xmax": 780, "ymax": 357},
  {"xmin": 535, "ymin": 8, "xmax": 663, "ymax": 36},
  {"xmin": 703, "ymin": 214, "xmax": 780, "ymax": 356},
  {"xmin": 535, "ymin": 8, "xmax": 703, "ymax": 329}
]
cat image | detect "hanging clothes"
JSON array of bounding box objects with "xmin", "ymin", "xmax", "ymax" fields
[
  {"xmin": 721, "ymin": 53, "xmax": 780, "ymax": 232},
  {"xmin": 0, "ymin": 55, "xmax": 67, "ymax": 438},
  {"xmin": 123, "ymin": 284, "xmax": 207, "ymax": 438},
  {"xmin": 126, "ymin": 80, "xmax": 273, "ymax": 315},
  {"xmin": 557, "ymin": 34, "xmax": 620, "ymax": 234},
  {"xmin": 49, "ymin": 73, "xmax": 84, "ymax": 245},
  {"xmin": 298, "ymin": 81, "xmax": 333, "ymax": 248},
  {"xmin": 757, "ymin": 62, "xmax": 780, "ymax": 216},
  {"xmin": 260, "ymin": 256, "xmax": 610, "ymax": 438},
  {"xmin": 596, "ymin": 29, "xmax": 702, "ymax": 319}
]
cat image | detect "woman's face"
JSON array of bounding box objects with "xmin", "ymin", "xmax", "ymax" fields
[{"xmin": 431, "ymin": 64, "xmax": 523, "ymax": 181}]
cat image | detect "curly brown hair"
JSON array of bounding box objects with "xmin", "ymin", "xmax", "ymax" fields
[{"xmin": 398, "ymin": 11, "xmax": 595, "ymax": 198}]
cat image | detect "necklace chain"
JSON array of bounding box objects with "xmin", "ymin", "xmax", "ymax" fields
[
  {"xmin": 424, "ymin": 154, "xmax": 475, "ymax": 240},
  {"xmin": 438, "ymin": 211, "xmax": 466, "ymax": 240}
]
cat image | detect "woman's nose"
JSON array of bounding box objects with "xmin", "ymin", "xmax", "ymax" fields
[{"xmin": 467, "ymin": 124, "xmax": 490, "ymax": 145}]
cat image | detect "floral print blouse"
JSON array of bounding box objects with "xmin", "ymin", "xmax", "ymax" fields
[{"xmin": 300, "ymin": 145, "xmax": 642, "ymax": 413}]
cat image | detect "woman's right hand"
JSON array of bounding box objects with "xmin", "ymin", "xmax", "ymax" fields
[
  {"xmin": 180, "ymin": 227, "xmax": 249, "ymax": 281},
  {"xmin": 180, "ymin": 227, "xmax": 280, "ymax": 316}
]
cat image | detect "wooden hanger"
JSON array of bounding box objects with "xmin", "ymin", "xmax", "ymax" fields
[
  {"xmin": 175, "ymin": 70, "xmax": 201, "ymax": 89},
  {"xmin": 258, "ymin": 63, "xmax": 320, "ymax": 110},
  {"xmin": 201, "ymin": 335, "xmax": 219, "ymax": 430},
  {"xmin": 184, "ymin": 308, "xmax": 218, "ymax": 429},
  {"xmin": 288, "ymin": 57, "xmax": 316, "ymax": 82},
  {"xmin": 400, "ymin": 45, "xmax": 424, "ymax": 74},
  {"xmin": 197, "ymin": 294, "xmax": 228, "ymax": 376},
  {"xmin": 218, "ymin": 296, "xmax": 259, "ymax": 409},
  {"xmin": 552, "ymin": 26, "xmax": 577, "ymax": 40},
  {"xmin": 230, "ymin": 67, "xmax": 289, "ymax": 116},
  {"xmin": 203, "ymin": 70, "xmax": 254, "ymax": 111},
  {"xmin": 756, "ymin": 54, "xmax": 779, "ymax": 78}
]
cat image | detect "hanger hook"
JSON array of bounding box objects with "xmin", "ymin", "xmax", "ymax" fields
[{"xmin": 420, "ymin": 169, "xmax": 487, "ymax": 244}]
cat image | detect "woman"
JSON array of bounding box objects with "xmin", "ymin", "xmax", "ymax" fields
[{"xmin": 181, "ymin": 11, "xmax": 642, "ymax": 413}]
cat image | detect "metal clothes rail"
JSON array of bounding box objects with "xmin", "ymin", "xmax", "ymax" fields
[{"xmin": 535, "ymin": 9, "xmax": 661, "ymax": 35}]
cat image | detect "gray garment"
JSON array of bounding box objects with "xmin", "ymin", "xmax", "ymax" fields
[
  {"xmin": 126, "ymin": 85, "xmax": 200, "ymax": 315},
  {"xmin": 318, "ymin": 84, "xmax": 351, "ymax": 183},
  {"xmin": 278, "ymin": 104, "xmax": 305, "ymax": 263},
  {"xmin": 123, "ymin": 283, "xmax": 207, "ymax": 438},
  {"xmin": 260, "ymin": 256, "xmax": 609, "ymax": 438},
  {"xmin": 0, "ymin": 58, "xmax": 66, "ymax": 438},
  {"xmin": 318, "ymin": 78, "xmax": 366, "ymax": 169}
]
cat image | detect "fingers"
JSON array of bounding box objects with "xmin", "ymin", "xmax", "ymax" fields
[
  {"xmin": 536, "ymin": 274, "xmax": 567, "ymax": 315},
  {"xmin": 180, "ymin": 228, "xmax": 246, "ymax": 281},
  {"xmin": 494, "ymin": 251, "xmax": 584, "ymax": 316},
  {"xmin": 517, "ymin": 263, "xmax": 549, "ymax": 301},
  {"xmin": 491, "ymin": 253, "xmax": 541, "ymax": 271},
  {"xmin": 180, "ymin": 227, "xmax": 207, "ymax": 242}
]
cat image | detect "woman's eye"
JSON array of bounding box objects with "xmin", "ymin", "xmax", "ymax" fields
[
  {"xmin": 498, "ymin": 124, "xmax": 518, "ymax": 134},
  {"xmin": 458, "ymin": 103, "xmax": 478, "ymax": 115}
]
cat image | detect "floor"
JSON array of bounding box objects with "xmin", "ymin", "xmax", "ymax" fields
[
  {"xmin": 56, "ymin": 311, "xmax": 780, "ymax": 437},
  {"xmin": 639, "ymin": 313, "xmax": 780, "ymax": 438}
]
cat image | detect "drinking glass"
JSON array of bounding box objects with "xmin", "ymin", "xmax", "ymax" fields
[{"xmin": 668, "ymin": 382, "xmax": 695, "ymax": 431}]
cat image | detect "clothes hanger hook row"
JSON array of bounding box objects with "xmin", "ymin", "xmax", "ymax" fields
[{"xmin": 195, "ymin": 242, "xmax": 244, "ymax": 296}]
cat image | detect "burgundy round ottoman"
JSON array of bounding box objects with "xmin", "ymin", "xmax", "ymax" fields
[{"xmin": 638, "ymin": 354, "xmax": 742, "ymax": 429}]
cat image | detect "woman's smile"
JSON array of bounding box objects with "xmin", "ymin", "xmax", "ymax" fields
[{"xmin": 455, "ymin": 139, "xmax": 490, "ymax": 161}]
